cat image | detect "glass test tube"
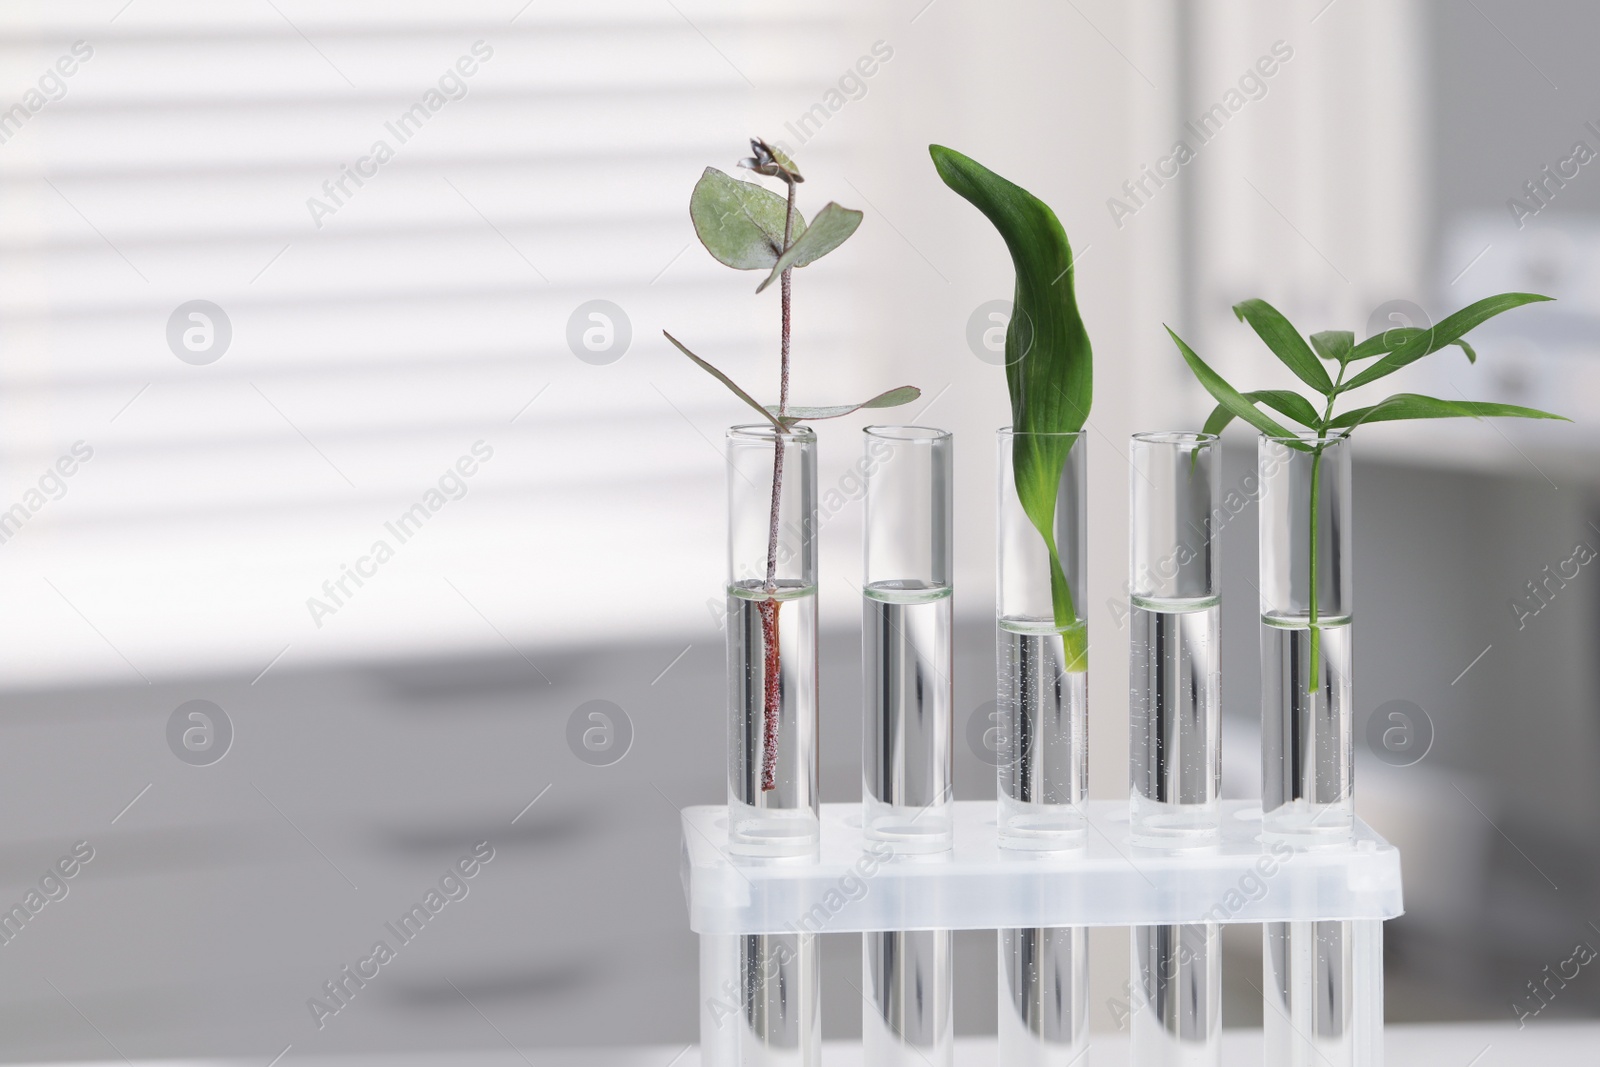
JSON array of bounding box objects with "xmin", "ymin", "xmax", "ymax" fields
[
  {"xmin": 723, "ymin": 426, "xmax": 821, "ymax": 1067},
  {"xmin": 861, "ymin": 426, "xmax": 954, "ymax": 1067},
  {"xmin": 1259, "ymin": 433, "xmax": 1360, "ymax": 1066},
  {"xmin": 862, "ymin": 425, "xmax": 954, "ymax": 850},
  {"xmin": 1263, "ymin": 919, "xmax": 1384, "ymax": 1067},
  {"xmin": 1258, "ymin": 433, "xmax": 1353, "ymax": 844},
  {"xmin": 699, "ymin": 932, "xmax": 820, "ymax": 1067},
  {"xmin": 726, "ymin": 425, "xmax": 819, "ymax": 857},
  {"xmin": 996, "ymin": 427, "xmax": 1088, "ymax": 845},
  {"xmin": 1127, "ymin": 432, "xmax": 1222, "ymax": 1066},
  {"xmin": 996, "ymin": 428, "xmax": 1089, "ymax": 1066},
  {"xmin": 1128, "ymin": 430, "xmax": 1221, "ymax": 844}
]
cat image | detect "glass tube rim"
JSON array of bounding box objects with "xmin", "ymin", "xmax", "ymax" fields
[
  {"xmin": 727, "ymin": 422, "xmax": 816, "ymax": 443},
  {"xmin": 1132, "ymin": 429, "xmax": 1217, "ymax": 447},
  {"xmin": 996, "ymin": 426, "xmax": 1087, "ymax": 441},
  {"xmin": 1260, "ymin": 430, "xmax": 1350, "ymax": 447},
  {"xmin": 863, "ymin": 424, "xmax": 951, "ymax": 443}
]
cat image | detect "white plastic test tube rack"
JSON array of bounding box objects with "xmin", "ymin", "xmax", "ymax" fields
[{"xmin": 683, "ymin": 800, "xmax": 1402, "ymax": 1065}]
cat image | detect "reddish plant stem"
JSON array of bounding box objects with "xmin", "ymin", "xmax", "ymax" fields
[
  {"xmin": 758, "ymin": 179, "xmax": 798, "ymax": 792},
  {"xmin": 777, "ymin": 180, "xmax": 794, "ymax": 419},
  {"xmin": 757, "ymin": 597, "xmax": 782, "ymax": 791}
]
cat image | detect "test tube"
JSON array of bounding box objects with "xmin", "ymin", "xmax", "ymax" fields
[
  {"xmin": 861, "ymin": 426, "xmax": 954, "ymax": 1067},
  {"xmin": 996, "ymin": 427, "xmax": 1090, "ymax": 1066},
  {"xmin": 1127, "ymin": 432, "xmax": 1222, "ymax": 1067}
]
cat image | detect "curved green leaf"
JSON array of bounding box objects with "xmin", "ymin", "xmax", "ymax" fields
[
  {"xmin": 662, "ymin": 331, "xmax": 785, "ymax": 431},
  {"xmin": 689, "ymin": 167, "xmax": 804, "ymax": 271},
  {"xmin": 1328, "ymin": 392, "xmax": 1569, "ymax": 430},
  {"xmin": 931, "ymin": 144, "xmax": 1092, "ymax": 650},
  {"xmin": 1233, "ymin": 299, "xmax": 1333, "ymax": 395},
  {"xmin": 1201, "ymin": 389, "xmax": 1321, "ymax": 437},
  {"xmin": 1343, "ymin": 293, "xmax": 1553, "ymax": 391},
  {"xmin": 1169, "ymin": 327, "xmax": 1298, "ymax": 444},
  {"xmin": 766, "ymin": 385, "xmax": 921, "ymax": 424},
  {"xmin": 1349, "ymin": 325, "xmax": 1426, "ymax": 361},
  {"xmin": 755, "ymin": 202, "xmax": 863, "ymax": 293},
  {"xmin": 1199, "ymin": 405, "xmax": 1235, "ymax": 438}
]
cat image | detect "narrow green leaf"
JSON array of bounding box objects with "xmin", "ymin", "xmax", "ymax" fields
[
  {"xmin": 1328, "ymin": 392, "xmax": 1570, "ymax": 430},
  {"xmin": 1248, "ymin": 389, "xmax": 1321, "ymax": 427},
  {"xmin": 1233, "ymin": 299, "xmax": 1333, "ymax": 395},
  {"xmin": 931, "ymin": 144, "xmax": 1093, "ymax": 641},
  {"xmin": 1168, "ymin": 327, "xmax": 1298, "ymax": 441},
  {"xmin": 1201, "ymin": 389, "xmax": 1321, "ymax": 437},
  {"xmin": 688, "ymin": 167, "xmax": 805, "ymax": 271},
  {"xmin": 764, "ymin": 385, "xmax": 921, "ymax": 423},
  {"xmin": 1309, "ymin": 330, "xmax": 1354, "ymax": 365},
  {"xmin": 1348, "ymin": 326, "xmax": 1426, "ymax": 361},
  {"xmin": 662, "ymin": 331, "xmax": 785, "ymax": 431},
  {"xmin": 1199, "ymin": 405, "xmax": 1234, "ymax": 438},
  {"xmin": 754, "ymin": 202, "xmax": 864, "ymax": 292},
  {"xmin": 1343, "ymin": 293, "xmax": 1553, "ymax": 391}
]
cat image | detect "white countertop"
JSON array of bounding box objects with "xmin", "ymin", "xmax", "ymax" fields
[{"xmin": 32, "ymin": 1026, "xmax": 1595, "ymax": 1066}]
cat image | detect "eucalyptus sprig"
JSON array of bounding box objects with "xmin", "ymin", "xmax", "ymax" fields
[
  {"xmin": 1168, "ymin": 293, "xmax": 1566, "ymax": 690},
  {"xmin": 930, "ymin": 145, "xmax": 1094, "ymax": 670},
  {"xmin": 665, "ymin": 138, "xmax": 919, "ymax": 791}
]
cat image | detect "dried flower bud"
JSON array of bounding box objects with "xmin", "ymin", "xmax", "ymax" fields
[{"xmin": 738, "ymin": 137, "xmax": 803, "ymax": 184}]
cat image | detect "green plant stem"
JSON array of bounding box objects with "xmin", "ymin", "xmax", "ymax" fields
[
  {"xmin": 1307, "ymin": 442, "xmax": 1322, "ymax": 693},
  {"xmin": 1306, "ymin": 359, "xmax": 1349, "ymax": 702}
]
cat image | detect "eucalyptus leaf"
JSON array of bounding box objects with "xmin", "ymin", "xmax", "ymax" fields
[
  {"xmin": 754, "ymin": 202, "xmax": 864, "ymax": 293},
  {"xmin": 1326, "ymin": 392, "xmax": 1568, "ymax": 430},
  {"xmin": 931, "ymin": 144, "xmax": 1092, "ymax": 658},
  {"xmin": 765, "ymin": 385, "xmax": 920, "ymax": 424},
  {"xmin": 688, "ymin": 167, "xmax": 805, "ymax": 271},
  {"xmin": 662, "ymin": 330, "xmax": 786, "ymax": 432},
  {"xmin": 1310, "ymin": 330, "xmax": 1354, "ymax": 365},
  {"xmin": 1343, "ymin": 293, "xmax": 1552, "ymax": 391},
  {"xmin": 1233, "ymin": 299, "xmax": 1333, "ymax": 395}
]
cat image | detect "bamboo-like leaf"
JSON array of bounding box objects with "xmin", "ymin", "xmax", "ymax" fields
[
  {"xmin": 754, "ymin": 202, "xmax": 863, "ymax": 293},
  {"xmin": 1327, "ymin": 392, "xmax": 1569, "ymax": 431},
  {"xmin": 1310, "ymin": 330, "xmax": 1354, "ymax": 365},
  {"xmin": 1169, "ymin": 327, "xmax": 1299, "ymax": 442},
  {"xmin": 662, "ymin": 331, "xmax": 786, "ymax": 431},
  {"xmin": 766, "ymin": 385, "xmax": 920, "ymax": 424},
  {"xmin": 1233, "ymin": 299, "xmax": 1333, "ymax": 395},
  {"xmin": 1343, "ymin": 293, "xmax": 1553, "ymax": 391},
  {"xmin": 1175, "ymin": 288, "xmax": 1565, "ymax": 719},
  {"xmin": 1348, "ymin": 326, "xmax": 1426, "ymax": 361},
  {"xmin": 688, "ymin": 167, "xmax": 805, "ymax": 271},
  {"xmin": 931, "ymin": 144, "xmax": 1092, "ymax": 654},
  {"xmin": 1201, "ymin": 389, "xmax": 1321, "ymax": 437}
]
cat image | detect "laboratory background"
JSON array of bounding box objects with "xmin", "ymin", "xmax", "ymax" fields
[{"xmin": 0, "ymin": 0, "xmax": 1595, "ymax": 1062}]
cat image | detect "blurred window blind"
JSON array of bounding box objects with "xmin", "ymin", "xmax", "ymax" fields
[{"xmin": 0, "ymin": 1, "xmax": 854, "ymax": 685}]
